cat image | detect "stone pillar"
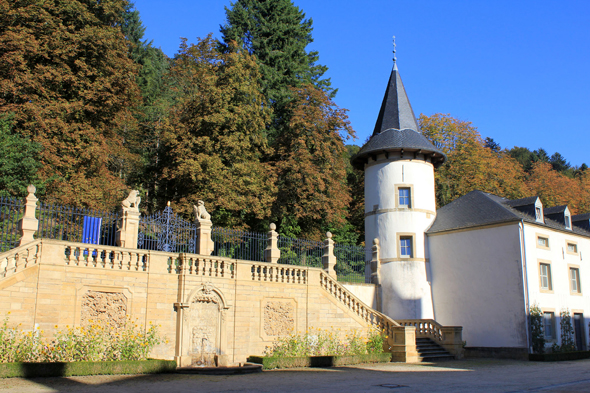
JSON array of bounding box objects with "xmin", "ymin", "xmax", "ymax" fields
[
  {"xmin": 388, "ymin": 326, "xmax": 419, "ymax": 363},
  {"xmin": 196, "ymin": 219, "xmax": 214, "ymax": 256},
  {"xmin": 116, "ymin": 210, "xmax": 140, "ymax": 249},
  {"xmin": 440, "ymin": 326, "xmax": 464, "ymax": 359},
  {"xmin": 322, "ymin": 232, "xmax": 337, "ymax": 279},
  {"xmin": 370, "ymin": 238, "xmax": 381, "ymax": 285},
  {"xmin": 18, "ymin": 185, "xmax": 39, "ymax": 246},
  {"xmin": 116, "ymin": 190, "xmax": 141, "ymax": 249},
  {"xmin": 264, "ymin": 223, "xmax": 280, "ymax": 263}
]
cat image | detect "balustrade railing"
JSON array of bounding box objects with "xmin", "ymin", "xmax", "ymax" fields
[
  {"xmin": 64, "ymin": 244, "xmax": 149, "ymax": 271},
  {"xmin": 397, "ymin": 319, "xmax": 444, "ymax": 342},
  {"xmin": 0, "ymin": 240, "xmax": 40, "ymax": 279},
  {"xmin": 319, "ymin": 271, "xmax": 400, "ymax": 332},
  {"xmin": 181, "ymin": 256, "xmax": 235, "ymax": 279},
  {"xmin": 251, "ymin": 263, "xmax": 307, "ymax": 284}
]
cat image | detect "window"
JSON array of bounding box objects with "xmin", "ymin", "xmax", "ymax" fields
[
  {"xmin": 537, "ymin": 236, "xmax": 549, "ymax": 248},
  {"xmin": 535, "ymin": 207, "xmax": 542, "ymax": 221},
  {"xmin": 565, "ymin": 215, "xmax": 571, "ymax": 230},
  {"xmin": 567, "ymin": 243, "xmax": 578, "ymax": 254},
  {"xmin": 539, "ymin": 263, "xmax": 552, "ymax": 290},
  {"xmin": 400, "ymin": 237, "xmax": 412, "ymax": 258},
  {"xmin": 399, "ymin": 188, "xmax": 411, "ymax": 208},
  {"xmin": 543, "ymin": 312, "xmax": 555, "ymax": 339},
  {"xmin": 570, "ymin": 268, "xmax": 581, "ymax": 294}
]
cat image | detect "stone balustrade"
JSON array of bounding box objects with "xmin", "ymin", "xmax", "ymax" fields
[
  {"xmin": 0, "ymin": 240, "xmax": 41, "ymax": 279},
  {"xmin": 397, "ymin": 319, "xmax": 464, "ymax": 359}
]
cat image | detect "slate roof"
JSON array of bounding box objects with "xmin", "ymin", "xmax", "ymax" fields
[
  {"xmin": 504, "ymin": 196, "xmax": 538, "ymax": 207},
  {"xmin": 544, "ymin": 205, "xmax": 568, "ymax": 214},
  {"xmin": 351, "ymin": 64, "xmax": 446, "ymax": 170},
  {"xmin": 427, "ymin": 190, "xmax": 590, "ymax": 238}
]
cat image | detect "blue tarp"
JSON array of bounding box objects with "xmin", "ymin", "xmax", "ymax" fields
[{"xmin": 82, "ymin": 216, "xmax": 102, "ymax": 244}]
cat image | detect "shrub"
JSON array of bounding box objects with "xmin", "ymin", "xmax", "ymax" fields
[
  {"xmin": 264, "ymin": 327, "xmax": 384, "ymax": 357},
  {"xmin": 530, "ymin": 304, "xmax": 545, "ymax": 354},
  {"xmin": 0, "ymin": 315, "xmax": 164, "ymax": 363},
  {"xmin": 559, "ymin": 308, "xmax": 576, "ymax": 352}
]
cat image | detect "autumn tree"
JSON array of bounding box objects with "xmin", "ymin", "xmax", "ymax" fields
[
  {"xmin": 420, "ymin": 113, "xmax": 529, "ymax": 207},
  {"xmin": 0, "ymin": 0, "xmax": 140, "ymax": 209},
  {"xmin": 159, "ymin": 36, "xmax": 275, "ymax": 229},
  {"xmin": 273, "ymin": 85, "xmax": 354, "ymax": 239}
]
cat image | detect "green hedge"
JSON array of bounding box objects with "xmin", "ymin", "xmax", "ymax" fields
[
  {"xmin": 529, "ymin": 351, "xmax": 590, "ymax": 362},
  {"xmin": 0, "ymin": 359, "xmax": 177, "ymax": 378},
  {"xmin": 247, "ymin": 353, "xmax": 391, "ymax": 370}
]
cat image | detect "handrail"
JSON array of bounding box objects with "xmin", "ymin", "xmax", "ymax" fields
[
  {"xmin": 319, "ymin": 271, "xmax": 400, "ymax": 336},
  {"xmin": 0, "ymin": 240, "xmax": 42, "ymax": 280}
]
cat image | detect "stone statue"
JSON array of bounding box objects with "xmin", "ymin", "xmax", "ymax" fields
[
  {"xmin": 193, "ymin": 200, "xmax": 211, "ymax": 222},
  {"xmin": 121, "ymin": 190, "xmax": 141, "ymax": 212}
]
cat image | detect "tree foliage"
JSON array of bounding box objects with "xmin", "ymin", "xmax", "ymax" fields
[
  {"xmin": 0, "ymin": 114, "xmax": 42, "ymax": 197},
  {"xmin": 420, "ymin": 114, "xmax": 528, "ymax": 207},
  {"xmin": 273, "ymin": 84, "xmax": 354, "ymax": 239},
  {"xmin": 159, "ymin": 36, "xmax": 275, "ymax": 229},
  {"xmin": 0, "ymin": 0, "xmax": 140, "ymax": 209},
  {"xmin": 220, "ymin": 0, "xmax": 333, "ymax": 140}
]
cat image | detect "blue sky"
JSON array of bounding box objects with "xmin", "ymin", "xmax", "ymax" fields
[{"xmin": 134, "ymin": 0, "xmax": 589, "ymax": 167}]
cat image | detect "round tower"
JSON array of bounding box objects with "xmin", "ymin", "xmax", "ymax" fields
[{"xmin": 352, "ymin": 44, "xmax": 446, "ymax": 320}]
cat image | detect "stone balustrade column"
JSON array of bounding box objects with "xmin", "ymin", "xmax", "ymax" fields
[
  {"xmin": 18, "ymin": 185, "xmax": 39, "ymax": 246},
  {"xmin": 116, "ymin": 190, "xmax": 142, "ymax": 249},
  {"xmin": 370, "ymin": 238, "xmax": 381, "ymax": 285},
  {"xmin": 264, "ymin": 223, "xmax": 280, "ymax": 263},
  {"xmin": 322, "ymin": 232, "xmax": 337, "ymax": 279},
  {"xmin": 196, "ymin": 220, "xmax": 214, "ymax": 256}
]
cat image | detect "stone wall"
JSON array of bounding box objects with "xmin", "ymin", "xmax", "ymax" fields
[{"xmin": 0, "ymin": 239, "xmax": 386, "ymax": 364}]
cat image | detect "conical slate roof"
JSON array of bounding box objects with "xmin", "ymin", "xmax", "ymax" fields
[{"xmin": 351, "ymin": 63, "xmax": 446, "ymax": 170}]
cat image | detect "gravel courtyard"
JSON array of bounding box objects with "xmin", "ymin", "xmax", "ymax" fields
[{"xmin": 0, "ymin": 359, "xmax": 589, "ymax": 393}]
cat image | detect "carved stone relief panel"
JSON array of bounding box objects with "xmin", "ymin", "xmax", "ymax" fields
[
  {"xmin": 81, "ymin": 291, "xmax": 127, "ymax": 329},
  {"xmin": 263, "ymin": 299, "xmax": 295, "ymax": 338}
]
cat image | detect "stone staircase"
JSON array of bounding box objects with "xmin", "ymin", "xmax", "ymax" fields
[{"xmin": 416, "ymin": 338, "xmax": 455, "ymax": 362}]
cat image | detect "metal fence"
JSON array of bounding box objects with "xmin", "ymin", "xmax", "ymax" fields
[
  {"xmin": 212, "ymin": 227, "xmax": 266, "ymax": 262},
  {"xmin": 138, "ymin": 205, "xmax": 197, "ymax": 253},
  {"xmin": 277, "ymin": 236, "xmax": 323, "ymax": 267},
  {"xmin": 0, "ymin": 196, "xmax": 24, "ymax": 252},
  {"xmin": 334, "ymin": 244, "xmax": 368, "ymax": 283},
  {"xmin": 37, "ymin": 202, "xmax": 120, "ymax": 246}
]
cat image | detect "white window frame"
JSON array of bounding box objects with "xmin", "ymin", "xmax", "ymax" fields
[
  {"xmin": 400, "ymin": 236, "xmax": 412, "ymax": 258},
  {"xmin": 570, "ymin": 267, "xmax": 581, "ymax": 294},
  {"xmin": 539, "ymin": 262, "xmax": 552, "ymax": 291}
]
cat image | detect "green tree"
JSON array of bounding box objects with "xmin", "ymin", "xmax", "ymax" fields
[
  {"xmin": 0, "ymin": 0, "xmax": 141, "ymax": 209},
  {"xmin": 529, "ymin": 304, "xmax": 545, "ymax": 354},
  {"xmin": 121, "ymin": 1, "xmax": 171, "ymax": 212},
  {"xmin": 219, "ymin": 0, "xmax": 334, "ymax": 140},
  {"xmin": 273, "ymin": 84, "xmax": 354, "ymax": 240},
  {"xmin": 159, "ymin": 36, "xmax": 275, "ymax": 230},
  {"xmin": 0, "ymin": 114, "xmax": 42, "ymax": 197}
]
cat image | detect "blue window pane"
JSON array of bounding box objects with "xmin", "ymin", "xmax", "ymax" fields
[
  {"xmin": 399, "ymin": 188, "xmax": 410, "ymax": 206},
  {"xmin": 400, "ymin": 238, "xmax": 412, "ymax": 257}
]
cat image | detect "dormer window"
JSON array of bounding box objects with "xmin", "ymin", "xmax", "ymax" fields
[
  {"xmin": 565, "ymin": 214, "xmax": 571, "ymax": 230},
  {"xmin": 535, "ymin": 207, "xmax": 542, "ymax": 221}
]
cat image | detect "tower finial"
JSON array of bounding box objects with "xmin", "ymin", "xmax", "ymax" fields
[{"xmin": 392, "ymin": 36, "xmax": 397, "ymax": 70}]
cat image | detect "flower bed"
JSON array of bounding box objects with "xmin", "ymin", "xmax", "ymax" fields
[
  {"xmin": 0, "ymin": 359, "xmax": 177, "ymax": 378},
  {"xmin": 248, "ymin": 353, "xmax": 391, "ymax": 370}
]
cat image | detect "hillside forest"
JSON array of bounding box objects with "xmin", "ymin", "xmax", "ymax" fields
[{"xmin": 1, "ymin": 0, "xmax": 588, "ymax": 244}]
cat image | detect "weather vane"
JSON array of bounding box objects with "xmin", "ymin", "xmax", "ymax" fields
[{"xmin": 392, "ymin": 36, "xmax": 397, "ymax": 64}]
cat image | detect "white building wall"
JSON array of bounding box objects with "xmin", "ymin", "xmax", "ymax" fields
[
  {"xmin": 523, "ymin": 223, "xmax": 590, "ymax": 350},
  {"xmin": 428, "ymin": 223, "xmax": 528, "ymax": 348},
  {"xmin": 364, "ymin": 155, "xmax": 436, "ymax": 320}
]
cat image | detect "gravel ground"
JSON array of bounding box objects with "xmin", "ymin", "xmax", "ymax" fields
[{"xmin": 0, "ymin": 359, "xmax": 589, "ymax": 393}]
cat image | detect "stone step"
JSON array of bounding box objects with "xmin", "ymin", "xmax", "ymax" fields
[{"xmin": 414, "ymin": 338, "xmax": 455, "ymax": 362}]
